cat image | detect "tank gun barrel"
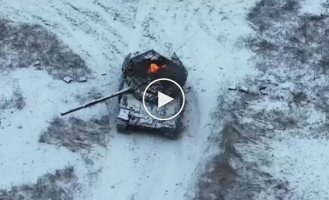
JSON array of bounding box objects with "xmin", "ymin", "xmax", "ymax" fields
[{"xmin": 61, "ymin": 86, "xmax": 131, "ymax": 116}]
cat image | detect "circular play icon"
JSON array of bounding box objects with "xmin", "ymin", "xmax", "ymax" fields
[{"xmin": 143, "ymin": 78, "xmax": 185, "ymax": 121}]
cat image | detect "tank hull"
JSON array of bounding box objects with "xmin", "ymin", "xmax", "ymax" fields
[
  {"xmin": 116, "ymin": 50, "xmax": 187, "ymax": 138},
  {"xmin": 116, "ymin": 81, "xmax": 182, "ymax": 138}
]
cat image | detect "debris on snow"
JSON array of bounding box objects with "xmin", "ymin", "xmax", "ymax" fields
[
  {"xmin": 228, "ymin": 86, "xmax": 265, "ymax": 95},
  {"xmin": 63, "ymin": 76, "xmax": 72, "ymax": 84},
  {"xmin": 78, "ymin": 76, "xmax": 87, "ymax": 82},
  {"xmin": 32, "ymin": 60, "xmax": 41, "ymax": 66}
]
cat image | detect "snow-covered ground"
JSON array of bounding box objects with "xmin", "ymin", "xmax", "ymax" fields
[
  {"xmin": 0, "ymin": 0, "xmax": 258, "ymax": 199},
  {"xmin": 197, "ymin": 0, "xmax": 329, "ymax": 199},
  {"xmin": 4, "ymin": 0, "xmax": 329, "ymax": 199}
]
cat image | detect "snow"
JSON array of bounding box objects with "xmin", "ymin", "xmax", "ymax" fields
[
  {"xmin": 0, "ymin": 69, "xmax": 84, "ymax": 189},
  {"xmin": 0, "ymin": 0, "xmax": 258, "ymax": 199},
  {"xmin": 219, "ymin": 0, "xmax": 329, "ymax": 198},
  {"xmin": 301, "ymin": 0, "xmax": 327, "ymax": 14},
  {"xmin": 271, "ymin": 137, "xmax": 329, "ymax": 199}
]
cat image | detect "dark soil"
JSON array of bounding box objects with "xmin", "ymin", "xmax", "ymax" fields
[
  {"xmin": 39, "ymin": 116, "xmax": 110, "ymax": 153},
  {"xmin": 197, "ymin": 0, "xmax": 329, "ymax": 199},
  {"xmin": 0, "ymin": 19, "xmax": 90, "ymax": 81},
  {"xmin": 0, "ymin": 88, "xmax": 26, "ymax": 111},
  {"xmin": 0, "ymin": 167, "xmax": 78, "ymax": 200}
]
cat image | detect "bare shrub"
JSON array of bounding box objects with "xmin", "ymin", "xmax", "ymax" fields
[
  {"xmin": 39, "ymin": 116, "xmax": 110, "ymax": 152},
  {"xmin": 0, "ymin": 19, "xmax": 90, "ymax": 80},
  {"xmin": 196, "ymin": 0, "xmax": 329, "ymax": 198},
  {"xmin": 0, "ymin": 88, "xmax": 26, "ymax": 111},
  {"xmin": 0, "ymin": 167, "xmax": 78, "ymax": 200},
  {"xmin": 197, "ymin": 118, "xmax": 289, "ymax": 200}
]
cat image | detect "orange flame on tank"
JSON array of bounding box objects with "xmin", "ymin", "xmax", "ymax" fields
[{"xmin": 148, "ymin": 63, "xmax": 166, "ymax": 74}]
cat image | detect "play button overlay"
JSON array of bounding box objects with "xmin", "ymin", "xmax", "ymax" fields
[
  {"xmin": 158, "ymin": 91, "xmax": 174, "ymax": 108},
  {"xmin": 143, "ymin": 78, "xmax": 185, "ymax": 121}
]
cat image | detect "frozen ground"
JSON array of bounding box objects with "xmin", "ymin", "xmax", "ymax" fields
[
  {"xmin": 0, "ymin": 0, "xmax": 257, "ymax": 200},
  {"xmin": 3, "ymin": 0, "xmax": 328, "ymax": 199},
  {"xmin": 198, "ymin": 0, "xmax": 329, "ymax": 199},
  {"xmin": 0, "ymin": 167, "xmax": 78, "ymax": 200}
]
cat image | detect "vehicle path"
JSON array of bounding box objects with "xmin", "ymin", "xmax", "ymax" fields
[{"xmin": 0, "ymin": 0, "xmax": 258, "ymax": 199}]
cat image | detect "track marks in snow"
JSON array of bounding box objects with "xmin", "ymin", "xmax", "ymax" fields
[{"xmin": 0, "ymin": 0, "xmax": 258, "ymax": 199}]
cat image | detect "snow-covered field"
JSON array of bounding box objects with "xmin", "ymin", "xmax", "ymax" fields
[
  {"xmin": 2, "ymin": 0, "xmax": 328, "ymax": 199},
  {"xmin": 0, "ymin": 0, "xmax": 257, "ymax": 199},
  {"xmin": 197, "ymin": 0, "xmax": 329, "ymax": 200}
]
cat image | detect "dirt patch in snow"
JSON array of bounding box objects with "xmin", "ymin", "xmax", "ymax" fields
[
  {"xmin": 0, "ymin": 19, "xmax": 90, "ymax": 81},
  {"xmin": 0, "ymin": 167, "xmax": 78, "ymax": 200},
  {"xmin": 0, "ymin": 87, "xmax": 25, "ymax": 111},
  {"xmin": 39, "ymin": 116, "xmax": 110, "ymax": 153},
  {"xmin": 198, "ymin": 0, "xmax": 329, "ymax": 199},
  {"xmin": 197, "ymin": 110, "xmax": 290, "ymax": 199},
  {"xmin": 246, "ymin": 0, "xmax": 329, "ymax": 139}
]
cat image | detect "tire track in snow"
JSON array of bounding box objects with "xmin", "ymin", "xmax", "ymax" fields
[
  {"xmin": 126, "ymin": 0, "xmax": 155, "ymax": 52},
  {"xmin": 0, "ymin": 0, "xmax": 257, "ymax": 199}
]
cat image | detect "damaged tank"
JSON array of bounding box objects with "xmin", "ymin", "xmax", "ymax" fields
[
  {"xmin": 61, "ymin": 50, "xmax": 188, "ymax": 139},
  {"xmin": 116, "ymin": 50, "xmax": 187, "ymax": 138}
]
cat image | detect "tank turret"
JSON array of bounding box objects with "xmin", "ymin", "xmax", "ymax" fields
[
  {"xmin": 116, "ymin": 50, "xmax": 187, "ymax": 139},
  {"xmin": 61, "ymin": 50, "xmax": 188, "ymax": 139}
]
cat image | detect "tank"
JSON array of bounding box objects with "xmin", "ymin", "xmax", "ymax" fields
[
  {"xmin": 116, "ymin": 50, "xmax": 187, "ymax": 139},
  {"xmin": 61, "ymin": 50, "xmax": 188, "ymax": 139}
]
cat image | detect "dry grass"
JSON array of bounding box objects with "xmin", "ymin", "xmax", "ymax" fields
[
  {"xmin": 0, "ymin": 19, "xmax": 90, "ymax": 81},
  {"xmin": 39, "ymin": 116, "xmax": 110, "ymax": 153},
  {"xmin": 197, "ymin": 118, "xmax": 289, "ymax": 200},
  {"xmin": 196, "ymin": 0, "xmax": 329, "ymax": 199},
  {"xmin": 0, "ymin": 88, "xmax": 26, "ymax": 111},
  {"xmin": 0, "ymin": 167, "xmax": 78, "ymax": 200}
]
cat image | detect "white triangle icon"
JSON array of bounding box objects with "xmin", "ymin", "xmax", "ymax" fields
[{"xmin": 158, "ymin": 91, "xmax": 174, "ymax": 108}]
